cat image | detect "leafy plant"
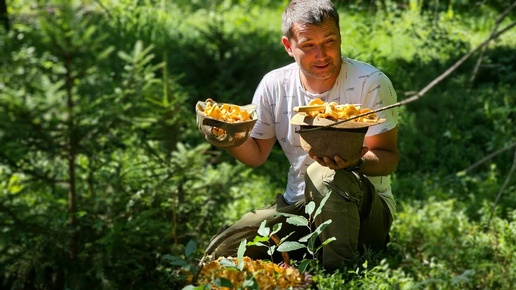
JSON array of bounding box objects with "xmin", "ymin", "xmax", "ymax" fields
[
  {"xmin": 247, "ymin": 191, "xmax": 336, "ymax": 272},
  {"xmin": 1, "ymin": 0, "xmax": 516, "ymax": 289}
]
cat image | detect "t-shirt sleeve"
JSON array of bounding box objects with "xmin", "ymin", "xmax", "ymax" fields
[
  {"xmin": 250, "ymin": 78, "xmax": 276, "ymax": 140},
  {"xmin": 361, "ymin": 71, "xmax": 399, "ymax": 136}
]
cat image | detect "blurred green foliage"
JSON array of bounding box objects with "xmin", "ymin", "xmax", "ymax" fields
[{"xmin": 0, "ymin": 0, "xmax": 515, "ymax": 289}]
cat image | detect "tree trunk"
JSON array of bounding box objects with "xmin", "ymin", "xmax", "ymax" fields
[
  {"xmin": 64, "ymin": 52, "xmax": 78, "ymax": 261},
  {"xmin": 0, "ymin": 0, "xmax": 9, "ymax": 31}
]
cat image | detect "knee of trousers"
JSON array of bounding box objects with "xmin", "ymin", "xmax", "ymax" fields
[
  {"xmin": 304, "ymin": 163, "xmax": 364, "ymax": 266},
  {"xmin": 305, "ymin": 162, "xmax": 368, "ymax": 205}
]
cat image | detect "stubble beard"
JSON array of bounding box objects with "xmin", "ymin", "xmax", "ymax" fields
[{"xmin": 307, "ymin": 60, "xmax": 340, "ymax": 82}]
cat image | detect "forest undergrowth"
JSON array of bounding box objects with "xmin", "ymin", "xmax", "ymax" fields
[{"xmin": 0, "ymin": 0, "xmax": 515, "ymax": 289}]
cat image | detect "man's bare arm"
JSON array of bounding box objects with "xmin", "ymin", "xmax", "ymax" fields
[
  {"xmin": 361, "ymin": 127, "xmax": 399, "ymax": 176},
  {"xmin": 310, "ymin": 126, "xmax": 399, "ymax": 174},
  {"xmin": 225, "ymin": 137, "xmax": 277, "ymax": 168}
]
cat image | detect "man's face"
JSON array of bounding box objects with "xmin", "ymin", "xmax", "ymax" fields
[{"xmin": 282, "ymin": 17, "xmax": 342, "ymax": 85}]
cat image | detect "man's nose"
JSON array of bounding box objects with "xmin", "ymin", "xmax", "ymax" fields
[{"xmin": 315, "ymin": 45, "xmax": 327, "ymax": 58}]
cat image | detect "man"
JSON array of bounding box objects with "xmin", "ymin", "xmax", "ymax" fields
[{"xmin": 205, "ymin": 0, "xmax": 399, "ymax": 271}]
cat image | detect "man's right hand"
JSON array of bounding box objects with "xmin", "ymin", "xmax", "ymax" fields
[{"xmin": 309, "ymin": 146, "xmax": 368, "ymax": 170}]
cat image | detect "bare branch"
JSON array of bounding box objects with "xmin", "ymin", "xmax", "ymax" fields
[
  {"xmin": 457, "ymin": 141, "xmax": 516, "ymax": 174},
  {"xmin": 470, "ymin": 1, "xmax": 516, "ymax": 82},
  {"xmin": 484, "ymin": 147, "xmax": 516, "ymax": 231}
]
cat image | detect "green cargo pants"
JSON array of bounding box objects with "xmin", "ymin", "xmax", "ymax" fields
[{"xmin": 205, "ymin": 162, "xmax": 393, "ymax": 271}]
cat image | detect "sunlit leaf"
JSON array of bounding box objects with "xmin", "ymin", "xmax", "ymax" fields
[
  {"xmin": 237, "ymin": 239, "xmax": 246, "ymax": 270},
  {"xmin": 219, "ymin": 258, "xmax": 236, "ymax": 268},
  {"xmin": 313, "ymin": 191, "xmax": 332, "ymax": 220},
  {"xmin": 271, "ymin": 222, "xmax": 282, "ymax": 236},
  {"xmin": 257, "ymin": 220, "xmax": 270, "ymax": 237},
  {"xmin": 277, "ymin": 241, "xmax": 305, "ymax": 252},
  {"xmin": 286, "ymin": 215, "xmax": 308, "ymax": 227},
  {"xmin": 305, "ymin": 201, "xmax": 316, "ymax": 216}
]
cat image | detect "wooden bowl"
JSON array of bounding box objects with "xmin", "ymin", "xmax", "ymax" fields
[{"xmin": 290, "ymin": 113, "xmax": 385, "ymax": 159}]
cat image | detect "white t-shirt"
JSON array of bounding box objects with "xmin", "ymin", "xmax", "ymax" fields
[{"xmin": 250, "ymin": 57, "xmax": 399, "ymax": 216}]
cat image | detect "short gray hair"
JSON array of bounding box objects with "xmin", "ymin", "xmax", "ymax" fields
[{"xmin": 282, "ymin": 0, "xmax": 340, "ymax": 40}]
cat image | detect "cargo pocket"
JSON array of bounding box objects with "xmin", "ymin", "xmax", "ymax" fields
[{"xmin": 323, "ymin": 170, "xmax": 363, "ymax": 203}]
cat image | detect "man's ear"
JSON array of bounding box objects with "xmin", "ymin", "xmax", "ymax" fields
[{"xmin": 282, "ymin": 36, "xmax": 294, "ymax": 57}]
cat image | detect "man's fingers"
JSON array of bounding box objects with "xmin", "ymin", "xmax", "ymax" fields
[
  {"xmin": 323, "ymin": 157, "xmax": 339, "ymax": 169},
  {"xmin": 309, "ymin": 154, "xmax": 327, "ymax": 166},
  {"xmin": 309, "ymin": 154, "xmax": 354, "ymax": 170},
  {"xmin": 333, "ymin": 155, "xmax": 348, "ymax": 168}
]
